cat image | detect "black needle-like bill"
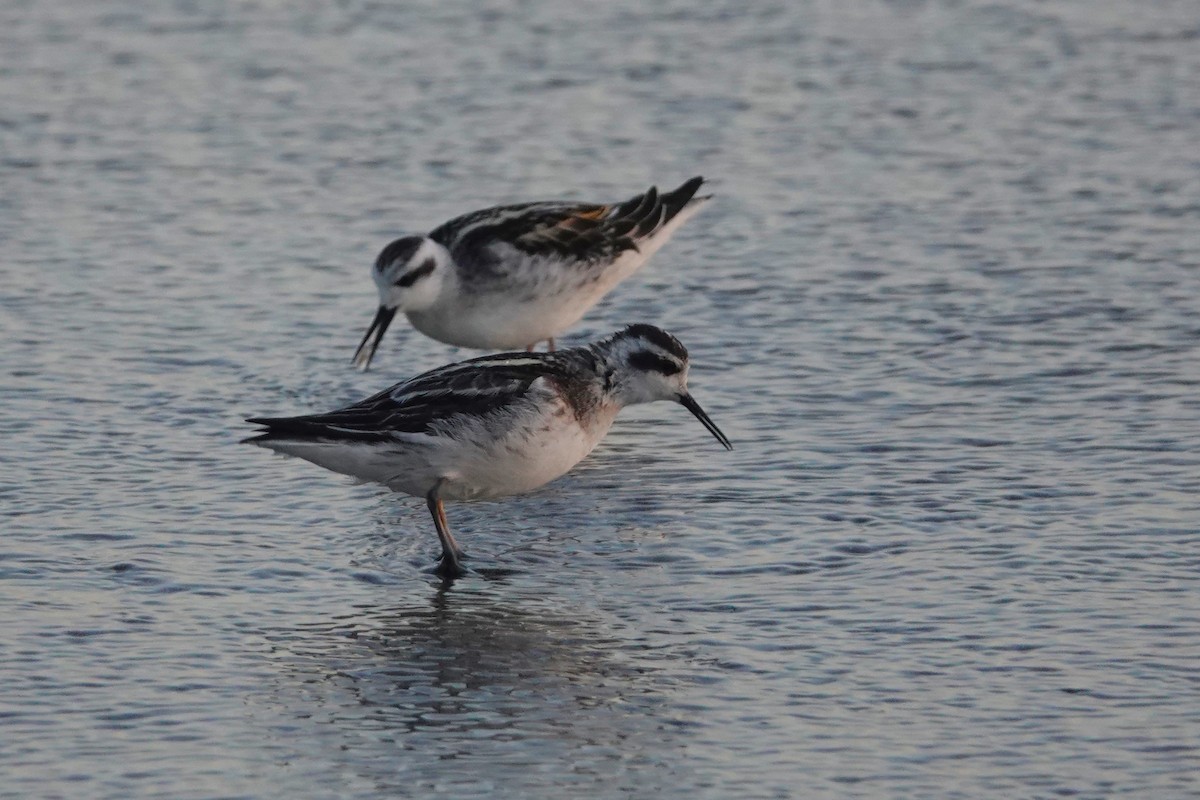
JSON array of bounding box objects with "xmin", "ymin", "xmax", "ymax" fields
[
  {"xmin": 680, "ymin": 394, "xmax": 733, "ymax": 451},
  {"xmin": 351, "ymin": 305, "xmax": 397, "ymax": 372}
]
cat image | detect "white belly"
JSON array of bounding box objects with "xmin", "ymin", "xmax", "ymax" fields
[
  {"xmin": 407, "ymin": 250, "xmax": 664, "ymax": 349},
  {"xmin": 423, "ymin": 398, "xmax": 618, "ymax": 501},
  {"xmin": 406, "ymin": 296, "xmax": 590, "ymax": 350}
]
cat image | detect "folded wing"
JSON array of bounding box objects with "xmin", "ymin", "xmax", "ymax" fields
[
  {"xmin": 432, "ymin": 176, "xmax": 709, "ymax": 275},
  {"xmin": 247, "ymin": 355, "xmax": 559, "ymax": 441}
]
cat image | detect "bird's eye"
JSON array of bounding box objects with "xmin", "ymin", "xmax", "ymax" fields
[
  {"xmin": 395, "ymin": 258, "xmax": 436, "ymax": 288},
  {"xmin": 628, "ymin": 351, "xmax": 682, "ymax": 376}
]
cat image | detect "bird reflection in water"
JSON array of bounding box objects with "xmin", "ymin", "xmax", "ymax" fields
[{"xmin": 263, "ymin": 585, "xmax": 690, "ymax": 794}]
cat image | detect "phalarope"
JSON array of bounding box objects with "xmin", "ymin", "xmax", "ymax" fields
[
  {"xmin": 247, "ymin": 324, "xmax": 731, "ymax": 578},
  {"xmin": 352, "ymin": 177, "xmax": 712, "ymax": 370}
]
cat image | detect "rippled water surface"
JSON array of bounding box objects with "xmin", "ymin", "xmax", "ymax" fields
[{"xmin": 3, "ymin": 1, "xmax": 1200, "ymax": 797}]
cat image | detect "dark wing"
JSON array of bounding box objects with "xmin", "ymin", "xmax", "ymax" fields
[
  {"xmin": 247, "ymin": 354, "xmax": 563, "ymax": 441},
  {"xmin": 429, "ymin": 177, "xmax": 707, "ymax": 277},
  {"xmin": 605, "ymin": 175, "xmax": 708, "ymax": 244}
]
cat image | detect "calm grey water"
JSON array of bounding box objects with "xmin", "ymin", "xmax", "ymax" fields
[{"xmin": 3, "ymin": 1, "xmax": 1199, "ymax": 797}]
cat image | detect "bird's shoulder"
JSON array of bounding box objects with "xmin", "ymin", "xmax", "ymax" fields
[{"xmin": 430, "ymin": 199, "xmax": 636, "ymax": 275}]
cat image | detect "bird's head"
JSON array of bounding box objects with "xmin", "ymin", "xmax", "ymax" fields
[
  {"xmin": 598, "ymin": 324, "xmax": 732, "ymax": 450},
  {"xmin": 352, "ymin": 236, "xmax": 452, "ymax": 370}
]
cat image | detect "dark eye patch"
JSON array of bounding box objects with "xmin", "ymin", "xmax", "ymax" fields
[
  {"xmin": 395, "ymin": 258, "xmax": 437, "ymax": 287},
  {"xmin": 628, "ymin": 350, "xmax": 682, "ymax": 376}
]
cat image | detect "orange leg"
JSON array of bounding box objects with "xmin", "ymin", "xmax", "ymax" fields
[
  {"xmin": 425, "ymin": 488, "xmax": 466, "ymax": 578},
  {"xmin": 526, "ymin": 339, "xmax": 556, "ymax": 352}
]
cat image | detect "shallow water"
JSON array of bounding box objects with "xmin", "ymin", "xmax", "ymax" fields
[{"xmin": 3, "ymin": 0, "xmax": 1199, "ymax": 797}]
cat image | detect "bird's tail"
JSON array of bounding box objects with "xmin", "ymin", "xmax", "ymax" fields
[
  {"xmin": 607, "ymin": 176, "xmax": 711, "ymax": 244},
  {"xmin": 660, "ymin": 175, "xmax": 711, "ymax": 220}
]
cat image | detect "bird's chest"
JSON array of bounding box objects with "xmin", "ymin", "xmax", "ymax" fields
[
  {"xmin": 439, "ymin": 398, "xmax": 618, "ymax": 501},
  {"xmin": 410, "ymin": 295, "xmax": 576, "ymax": 351},
  {"xmin": 410, "ymin": 254, "xmax": 622, "ymax": 348}
]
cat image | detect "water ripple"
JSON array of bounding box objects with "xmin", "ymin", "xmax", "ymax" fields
[{"xmin": 2, "ymin": 0, "xmax": 1199, "ymax": 798}]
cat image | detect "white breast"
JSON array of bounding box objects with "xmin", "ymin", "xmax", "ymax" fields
[{"xmin": 388, "ymin": 380, "xmax": 619, "ymax": 502}]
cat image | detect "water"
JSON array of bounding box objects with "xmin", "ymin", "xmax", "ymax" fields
[{"xmin": 3, "ymin": 0, "xmax": 1199, "ymax": 797}]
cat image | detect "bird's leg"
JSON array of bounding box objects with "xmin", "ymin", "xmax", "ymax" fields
[
  {"xmin": 547, "ymin": 337, "xmax": 556, "ymax": 352},
  {"xmin": 426, "ymin": 487, "xmax": 466, "ymax": 578},
  {"xmin": 436, "ymin": 500, "xmax": 466, "ymax": 561}
]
